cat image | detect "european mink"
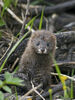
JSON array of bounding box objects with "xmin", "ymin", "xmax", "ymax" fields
[{"xmin": 18, "ymin": 30, "xmax": 56, "ymax": 89}]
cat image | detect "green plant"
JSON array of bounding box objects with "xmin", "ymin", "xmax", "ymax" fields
[
  {"xmin": 1, "ymin": 0, "xmax": 13, "ymax": 16},
  {"xmin": 0, "ymin": 32, "xmax": 2, "ymax": 39},
  {"xmin": 48, "ymin": 89, "xmax": 52, "ymax": 100},
  {"xmin": 13, "ymin": 0, "xmax": 18, "ymax": 7},
  {"xmin": 70, "ymin": 69, "xmax": 74, "ymax": 99},
  {"xmin": 15, "ymin": 87, "xmax": 18, "ymax": 100},
  {"xmin": 39, "ymin": 7, "xmax": 44, "ymax": 30},
  {"xmin": 49, "ymin": 53, "xmax": 69, "ymax": 99},
  {"xmin": 0, "ymin": 31, "xmax": 29, "ymax": 73},
  {"xmin": 0, "ymin": 91, "xmax": 4, "ymax": 100},
  {"xmin": 0, "ymin": 17, "xmax": 6, "ymax": 27},
  {"xmin": 53, "ymin": 60, "xmax": 69, "ymax": 98},
  {"xmin": 0, "ymin": 72, "xmax": 23, "ymax": 100},
  {"xmin": 1, "ymin": 0, "xmax": 18, "ymax": 16},
  {"xmin": 25, "ymin": 16, "xmax": 37, "ymax": 30}
]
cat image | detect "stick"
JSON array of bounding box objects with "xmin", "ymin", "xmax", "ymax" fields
[
  {"xmin": 0, "ymin": 2, "xmax": 35, "ymax": 33},
  {"xmin": 31, "ymin": 81, "xmax": 45, "ymax": 100},
  {"xmin": 20, "ymin": 0, "xmax": 30, "ymax": 38},
  {"xmin": 29, "ymin": 0, "xmax": 75, "ymax": 16},
  {"xmin": 19, "ymin": 83, "xmax": 42, "ymax": 100}
]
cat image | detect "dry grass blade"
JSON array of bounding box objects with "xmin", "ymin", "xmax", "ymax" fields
[
  {"xmin": 31, "ymin": 81, "xmax": 45, "ymax": 100},
  {"xmin": 51, "ymin": 72, "xmax": 75, "ymax": 81},
  {"xmin": 0, "ymin": 1, "xmax": 35, "ymax": 33},
  {"xmin": 19, "ymin": 83, "xmax": 42, "ymax": 100}
]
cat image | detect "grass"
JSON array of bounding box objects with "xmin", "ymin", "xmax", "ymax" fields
[
  {"xmin": 48, "ymin": 89, "xmax": 52, "ymax": 100},
  {"xmin": 25, "ymin": 16, "xmax": 37, "ymax": 30},
  {"xmin": 53, "ymin": 60, "xmax": 69, "ymax": 98},
  {"xmin": 49, "ymin": 53, "xmax": 74, "ymax": 99},
  {"xmin": 70, "ymin": 69, "xmax": 74, "ymax": 99},
  {"xmin": 0, "ymin": 4, "xmax": 74, "ymax": 99},
  {"xmin": 0, "ymin": 13, "xmax": 37, "ymax": 99},
  {"xmin": 0, "ymin": 31, "xmax": 29, "ymax": 73},
  {"xmin": 39, "ymin": 7, "xmax": 44, "ymax": 30}
]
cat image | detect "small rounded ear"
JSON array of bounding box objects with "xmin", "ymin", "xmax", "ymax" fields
[
  {"xmin": 29, "ymin": 37, "xmax": 34, "ymax": 44},
  {"xmin": 30, "ymin": 37, "xmax": 35, "ymax": 44},
  {"xmin": 51, "ymin": 34, "xmax": 56, "ymax": 42},
  {"xmin": 50, "ymin": 34, "xmax": 57, "ymax": 50}
]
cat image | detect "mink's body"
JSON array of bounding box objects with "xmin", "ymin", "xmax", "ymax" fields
[{"xmin": 18, "ymin": 30, "xmax": 56, "ymax": 90}]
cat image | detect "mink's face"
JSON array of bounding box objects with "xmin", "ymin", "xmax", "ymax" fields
[{"xmin": 31, "ymin": 33, "xmax": 55, "ymax": 55}]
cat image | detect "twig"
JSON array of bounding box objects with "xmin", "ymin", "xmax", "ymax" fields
[
  {"xmin": 20, "ymin": 0, "xmax": 30, "ymax": 38},
  {"xmin": 36, "ymin": 77, "xmax": 72, "ymax": 100},
  {"xmin": 19, "ymin": 83, "xmax": 42, "ymax": 100},
  {"xmin": 51, "ymin": 72, "xmax": 75, "ymax": 81},
  {"xmin": 31, "ymin": 81, "xmax": 45, "ymax": 100},
  {"xmin": 64, "ymin": 22, "xmax": 75, "ymax": 29},
  {"xmin": 29, "ymin": 0, "xmax": 75, "ymax": 16},
  {"xmin": 10, "ymin": 58, "xmax": 19, "ymax": 72},
  {"xmin": 18, "ymin": 4, "xmax": 42, "ymax": 9},
  {"xmin": 0, "ymin": 36, "xmax": 13, "ymax": 61},
  {"xmin": 0, "ymin": 2, "xmax": 35, "ymax": 33},
  {"xmin": 52, "ymin": 61, "xmax": 75, "ymax": 66},
  {"xmin": 55, "ymin": 31, "xmax": 75, "ymax": 46}
]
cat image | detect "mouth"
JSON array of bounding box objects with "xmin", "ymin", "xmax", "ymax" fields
[{"xmin": 37, "ymin": 48, "xmax": 48, "ymax": 54}]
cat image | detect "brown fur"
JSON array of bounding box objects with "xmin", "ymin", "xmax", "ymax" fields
[{"xmin": 18, "ymin": 30, "xmax": 56, "ymax": 88}]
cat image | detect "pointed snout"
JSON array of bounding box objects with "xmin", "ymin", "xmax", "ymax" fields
[{"xmin": 38, "ymin": 48, "xmax": 47, "ymax": 54}]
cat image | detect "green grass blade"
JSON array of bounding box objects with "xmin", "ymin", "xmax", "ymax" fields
[
  {"xmin": 1, "ymin": 0, "xmax": 12, "ymax": 16},
  {"xmin": 0, "ymin": 18, "xmax": 6, "ymax": 26},
  {"xmin": 53, "ymin": 60, "xmax": 61, "ymax": 80},
  {"xmin": 50, "ymin": 53, "xmax": 69, "ymax": 98},
  {"xmin": 30, "ymin": 0, "xmax": 40, "ymax": 5},
  {"xmin": 15, "ymin": 87, "xmax": 18, "ymax": 100},
  {"xmin": 70, "ymin": 69, "xmax": 74, "ymax": 99},
  {"xmin": 54, "ymin": 60, "xmax": 69, "ymax": 98},
  {"xmin": 25, "ymin": 16, "xmax": 37, "ymax": 30},
  {"xmin": 48, "ymin": 89, "xmax": 52, "ymax": 100},
  {"xmin": 0, "ymin": 31, "xmax": 29, "ymax": 73},
  {"xmin": 71, "ymin": 81, "xmax": 73, "ymax": 99},
  {"xmin": 64, "ymin": 88, "xmax": 69, "ymax": 98},
  {"xmin": 39, "ymin": 7, "xmax": 44, "ymax": 30}
]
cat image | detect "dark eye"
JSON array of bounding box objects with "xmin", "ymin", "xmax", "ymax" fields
[
  {"xmin": 47, "ymin": 43, "xmax": 49, "ymax": 46},
  {"xmin": 36, "ymin": 42, "xmax": 40, "ymax": 46}
]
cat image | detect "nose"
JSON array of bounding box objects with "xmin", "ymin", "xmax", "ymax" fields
[{"xmin": 40, "ymin": 48, "xmax": 45, "ymax": 53}]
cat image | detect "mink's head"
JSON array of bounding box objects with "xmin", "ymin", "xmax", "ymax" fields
[{"xmin": 30, "ymin": 30, "xmax": 56, "ymax": 55}]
